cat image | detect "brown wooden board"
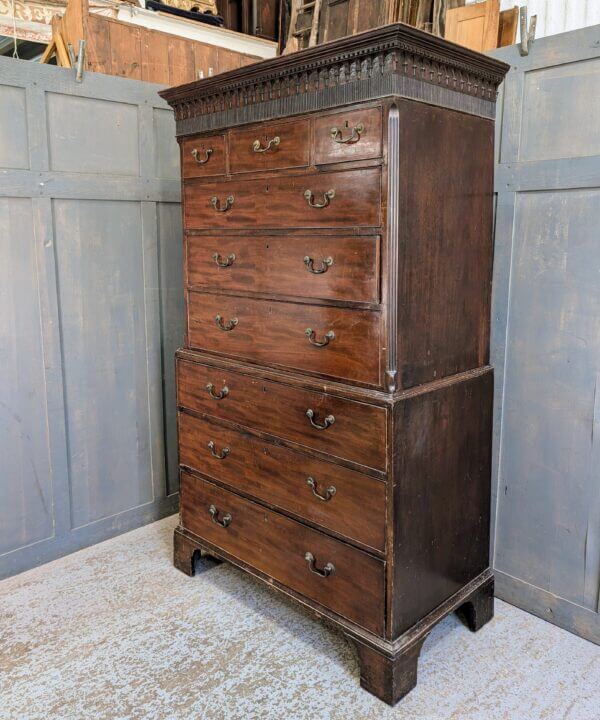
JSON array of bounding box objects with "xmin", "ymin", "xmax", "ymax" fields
[
  {"xmin": 109, "ymin": 21, "xmax": 142, "ymax": 80},
  {"xmin": 141, "ymin": 29, "xmax": 170, "ymax": 85}
]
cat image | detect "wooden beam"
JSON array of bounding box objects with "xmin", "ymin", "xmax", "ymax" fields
[
  {"xmin": 39, "ymin": 38, "xmax": 57, "ymax": 64},
  {"xmin": 62, "ymin": 0, "xmax": 88, "ymax": 49},
  {"xmin": 52, "ymin": 16, "xmax": 72, "ymax": 67}
]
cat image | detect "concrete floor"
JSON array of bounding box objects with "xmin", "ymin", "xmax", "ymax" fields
[{"xmin": 1, "ymin": 515, "xmax": 599, "ymax": 720}]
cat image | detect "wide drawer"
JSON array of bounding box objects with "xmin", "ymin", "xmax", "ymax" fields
[
  {"xmin": 229, "ymin": 118, "xmax": 309, "ymax": 173},
  {"xmin": 180, "ymin": 471, "xmax": 385, "ymax": 634},
  {"xmin": 177, "ymin": 357, "xmax": 387, "ymax": 472},
  {"xmin": 314, "ymin": 106, "xmax": 383, "ymax": 165},
  {"xmin": 186, "ymin": 234, "xmax": 380, "ymax": 304},
  {"xmin": 179, "ymin": 411, "xmax": 386, "ymax": 551},
  {"xmin": 183, "ymin": 167, "xmax": 381, "ymax": 229},
  {"xmin": 187, "ymin": 292, "xmax": 381, "ymax": 386},
  {"xmin": 181, "ymin": 134, "xmax": 226, "ymax": 178}
]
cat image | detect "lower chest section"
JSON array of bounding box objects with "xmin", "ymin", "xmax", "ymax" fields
[{"xmin": 176, "ymin": 354, "xmax": 389, "ymax": 636}]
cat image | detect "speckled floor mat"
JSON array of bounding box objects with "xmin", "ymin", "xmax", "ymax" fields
[{"xmin": 1, "ymin": 515, "xmax": 599, "ymax": 720}]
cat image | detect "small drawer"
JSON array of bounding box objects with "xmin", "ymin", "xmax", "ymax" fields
[
  {"xmin": 180, "ymin": 472, "xmax": 385, "ymax": 634},
  {"xmin": 229, "ymin": 118, "xmax": 309, "ymax": 173},
  {"xmin": 314, "ymin": 107, "xmax": 382, "ymax": 165},
  {"xmin": 187, "ymin": 292, "xmax": 381, "ymax": 386},
  {"xmin": 181, "ymin": 134, "xmax": 226, "ymax": 178},
  {"xmin": 179, "ymin": 411, "xmax": 386, "ymax": 551},
  {"xmin": 186, "ymin": 234, "xmax": 380, "ymax": 304},
  {"xmin": 176, "ymin": 357, "xmax": 387, "ymax": 472},
  {"xmin": 183, "ymin": 168, "xmax": 381, "ymax": 229}
]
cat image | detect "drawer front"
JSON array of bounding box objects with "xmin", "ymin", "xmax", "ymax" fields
[
  {"xmin": 187, "ymin": 292, "xmax": 381, "ymax": 386},
  {"xmin": 314, "ymin": 107, "xmax": 383, "ymax": 165},
  {"xmin": 182, "ymin": 134, "xmax": 226, "ymax": 178},
  {"xmin": 177, "ymin": 358, "xmax": 387, "ymax": 472},
  {"xmin": 179, "ymin": 412, "xmax": 386, "ymax": 551},
  {"xmin": 186, "ymin": 234, "xmax": 379, "ymax": 304},
  {"xmin": 229, "ymin": 119, "xmax": 309, "ymax": 173},
  {"xmin": 180, "ymin": 472, "xmax": 385, "ymax": 634},
  {"xmin": 183, "ymin": 168, "xmax": 381, "ymax": 229}
]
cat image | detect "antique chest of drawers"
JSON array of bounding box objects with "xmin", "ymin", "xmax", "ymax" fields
[{"xmin": 160, "ymin": 24, "xmax": 509, "ymax": 705}]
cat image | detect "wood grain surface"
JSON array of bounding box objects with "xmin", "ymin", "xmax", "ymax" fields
[
  {"xmin": 186, "ymin": 233, "xmax": 380, "ymax": 303},
  {"xmin": 183, "ymin": 167, "xmax": 382, "ymax": 229},
  {"xmin": 179, "ymin": 410, "xmax": 386, "ymax": 551},
  {"xmin": 187, "ymin": 291, "xmax": 382, "ymax": 385},
  {"xmin": 177, "ymin": 357, "xmax": 387, "ymax": 471}
]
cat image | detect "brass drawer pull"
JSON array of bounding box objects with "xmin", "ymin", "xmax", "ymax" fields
[
  {"xmin": 330, "ymin": 122, "xmax": 365, "ymax": 144},
  {"xmin": 215, "ymin": 314, "xmax": 238, "ymax": 331},
  {"xmin": 213, "ymin": 252, "xmax": 235, "ymax": 268},
  {"xmin": 305, "ymin": 328, "xmax": 334, "ymax": 347},
  {"xmin": 304, "ymin": 189, "xmax": 335, "ymax": 209},
  {"xmin": 304, "ymin": 552, "xmax": 335, "ymax": 577},
  {"xmin": 211, "ymin": 195, "xmax": 234, "ymax": 212},
  {"xmin": 209, "ymin": 504, "xmax": 232, "ymax": 527},
  {"xmin": 252, "ymin": 135, "xmax": 280, "ymax": 153},
  {"xmin": 306, "ymin": 409, "xmax": 335, "ymax": 430},
  {"xmin": 307, "ymin": 477, "xmax": 336, "ymax": 502},
  {"xmin": 191, "ymin": 147, "xmax": 213, "ymax": 164},
  {"xmin": 206, "ymin": 382, "xmax": 229, "ymax": 400},
  {"xmin": 304, "ymin": 256, "xmax": 333, "ymax": 274},
  {"xmin": 208, "ymin": 440, "xmax": 230, "ymax": 459}
]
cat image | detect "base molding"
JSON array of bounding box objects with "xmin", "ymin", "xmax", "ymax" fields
[
  {"xmin": 173, "ymin": 525, "xmax": 495, "ymax": 704},
  {"xmin": 495, "ymin": 569, "xmax": 600, "ymax": 646}
]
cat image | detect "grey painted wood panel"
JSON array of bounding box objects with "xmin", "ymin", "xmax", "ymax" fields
[
  {"xmin": 153, "ymin": 108, "xmax": 180, "ymax": 179},
  {"xmin": 0, "ymin": 57, "xmax": 181, "ymax": 579},
  {"xmin": 0, "ymin": 84, "xmax": 29, "ymax": 169},
  {"xmin": 157, "ymin": 203, "xmax": 185, "ymax": 496},
  {"xmin": 495, "ymin": 189, "xmax": 600, "ymax": 608},
  {"xmin": 53, "ymin": 199, "xmax": 154, "ymax": 527},
  {"xmin": 0, "ymin": 197, "xmax": 54, "ymax": 554},
  {"xmin": 491, "ymin": 25, "xmax": 600, "ymax": 644},
  {"xmin": 520, "ymin": 57, "xmax": 600, "ymax": 162},
  {"xmin": 46, "ymin": 93, "xmax": 140, "ymax": 175}
]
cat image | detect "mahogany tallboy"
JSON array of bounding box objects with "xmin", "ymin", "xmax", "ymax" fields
[{"xmin": 160, "ymin": 24, "xmax": 509, "ymax": 705}]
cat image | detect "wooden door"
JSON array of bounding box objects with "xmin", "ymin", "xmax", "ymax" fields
[
  {"xmin": 444, "ymin": 0, "xmax": 500, "ymax": 52},
  {"xmin": 491, "ymin": 26, "xmax": 600, "ymax": 646}
]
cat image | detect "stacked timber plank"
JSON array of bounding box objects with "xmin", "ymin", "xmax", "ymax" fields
[{"xmin": 281, "ymin": 0, "xmax": 518, "ymax": 53}]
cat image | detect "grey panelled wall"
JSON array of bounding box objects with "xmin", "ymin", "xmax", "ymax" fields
[
  {"xmin": 490, "ymin": 25, "xmax": 600, "ymax": 644},
  {"xmin": 0, "ymin": 57, "xmax": 183, "ymax": 579}
]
